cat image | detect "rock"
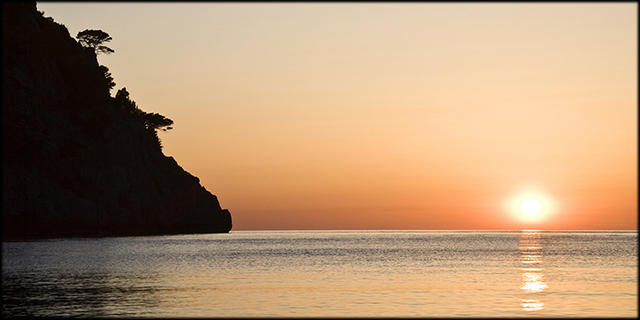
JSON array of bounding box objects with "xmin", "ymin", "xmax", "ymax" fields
[{"xmin": 2, "ymin": 1, "xmax": 232, "ymax": 240}]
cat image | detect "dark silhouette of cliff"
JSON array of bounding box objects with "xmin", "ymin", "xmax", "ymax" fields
[{"xmin": 2, "ymin": 2, "xmax": 232, "ymax": 240}]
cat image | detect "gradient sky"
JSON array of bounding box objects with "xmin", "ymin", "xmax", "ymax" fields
[{"xmin": 37, "ymin": 3, "xmax": 637, "ymax": 230}]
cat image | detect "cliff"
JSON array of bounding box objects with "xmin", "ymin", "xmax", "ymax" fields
[{"xmin": 2, "ymin": 2, "xmax": 232, "ymax": 240}]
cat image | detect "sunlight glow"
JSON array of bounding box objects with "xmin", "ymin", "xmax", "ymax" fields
[
  {"xmin": 504, "ymin": 189, "xmax": 556, "ymax": 224},
  {"xmin": 520, "ymin": 198, "xmax": 543, "ymax": 216}
]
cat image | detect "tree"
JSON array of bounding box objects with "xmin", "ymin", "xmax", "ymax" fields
[
  {"xmin": 143, "ymin": 112, "xmax": 174, "ymax": 132},
  {"xmin": 98, "ymin": 65, "xmax": 116, "ymax": 92},
  {"xmin": 114, "ymin": 88, "xmax": 137, "ymax": 113},
  {"xmin": 76, "ymin": 29, "xmax": 114, "ymax": 55},
  {"xmin": 114, "ymin": 88, "xmax": 174, "ymax": 131}
]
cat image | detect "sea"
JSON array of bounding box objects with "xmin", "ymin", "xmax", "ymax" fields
[{"xmin": 2, "ymin": 230, "xmax": 637, "ymax": 317}]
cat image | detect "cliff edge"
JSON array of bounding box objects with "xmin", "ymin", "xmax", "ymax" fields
[{"xmin": 2, "ymin": 2, "xmax": 232, "ymax": 240}]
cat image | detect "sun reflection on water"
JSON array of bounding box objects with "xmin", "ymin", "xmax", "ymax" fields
[{"xmin": 519, "ymin": 230, "xmax": 546, "ymax": 312}]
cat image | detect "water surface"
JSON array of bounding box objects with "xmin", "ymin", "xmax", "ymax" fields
[{"xmin": 2, "ymin": 230, "xmax": 637, "ymax": 317}]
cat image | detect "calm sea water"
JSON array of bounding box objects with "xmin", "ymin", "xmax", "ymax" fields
[{"xmin": 2, "ymin": 230, "xmax": 637, "ymax": 317}]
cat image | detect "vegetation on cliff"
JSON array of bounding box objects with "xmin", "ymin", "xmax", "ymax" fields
[
  {"xmin": 76, "ymin": 29, "xmax": 114, "ymax": 55},
  {"xmin": 2, "ymin": 2, "xmax": 232, "ymax": 240}
]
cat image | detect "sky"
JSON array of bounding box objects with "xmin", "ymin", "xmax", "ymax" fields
[{"xmin": 37, "ymin": 2, "xmax": 637, "ymax": 230}]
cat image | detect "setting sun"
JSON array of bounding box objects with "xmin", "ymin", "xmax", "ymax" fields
[
  {"xmin": 520, "ymin": 198, "xmax": 543, "ymax": 217},
  {"xmin": 505, "ymin": 190, "xmax": 556, "ymax": 225}
]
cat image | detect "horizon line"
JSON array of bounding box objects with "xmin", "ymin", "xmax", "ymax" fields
[{"xmin": 228, "ymin": 229, "xmax": 638, "ymax": 232}]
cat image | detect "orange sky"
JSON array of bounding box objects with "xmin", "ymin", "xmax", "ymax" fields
[{"xmin": 38, "ymin": 3, "xmax": 637, "ymax": 230}]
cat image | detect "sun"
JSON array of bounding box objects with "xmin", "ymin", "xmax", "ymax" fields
[
  {"xmin": 505, "ymin": 188, "xmax": 556, "ymax": 223},
  {"xmin": 520, "ymin": 198, "xmax": 543, "ymax": 217}
]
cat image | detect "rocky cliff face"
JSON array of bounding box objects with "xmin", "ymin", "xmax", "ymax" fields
[{"xmin": 2, "ymin": 2, "xmax": 232, "ymax": 240}]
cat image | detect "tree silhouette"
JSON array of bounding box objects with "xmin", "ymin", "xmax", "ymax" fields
[
  {"xmin": 114, "ymin": 88, "xmax": 174, "ymax": 131},
  {"xmin": 113, "ymin": 87, "xmax": 174, "ymax": 149},
  {"xmin": 143, "ymin": 112, "xmax": 174, "ymax": 132},
  {"xmin": 115, "ymin": 87, "xmax": 137, "ymax": 113},
  {"xmin": 76, "ymin": 29, "xmax": 114, "ymax": 55},
  {"xmin": 98, "ymin": 65, "xmax": 116, "ymax": 92}
]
